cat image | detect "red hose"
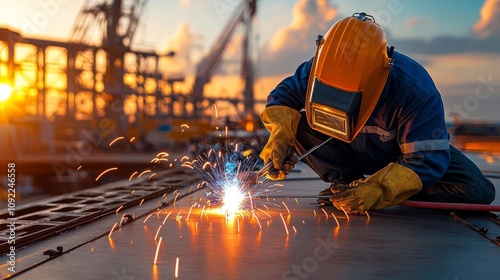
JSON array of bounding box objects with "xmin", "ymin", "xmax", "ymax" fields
[{"xmin": 400, "ymin": 200, "xmax": 500, "ymax": 212}]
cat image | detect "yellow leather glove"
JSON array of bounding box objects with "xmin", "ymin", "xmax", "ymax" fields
[
  {"xmin": 330, "ymin": 163, "xmax": 422, "ymax": 214},
  {"xmin": 260, "ymin": 106, "xmax": 301, "ymax": 180}
]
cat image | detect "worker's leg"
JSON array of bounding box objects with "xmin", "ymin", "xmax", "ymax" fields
[
  {"xmin": 294, "ymin": 112, "xmax": 365, "ymax": 183},
  {"xmin": 410, "ymin": 145, "xmax": 496, "ymax": 204}
]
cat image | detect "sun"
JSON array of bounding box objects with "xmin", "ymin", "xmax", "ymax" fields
[{"xmin": 0, "ymin": 83, "xmax": 13, "ymax": 102}]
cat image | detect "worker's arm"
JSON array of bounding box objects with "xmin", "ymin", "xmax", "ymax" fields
[
  {"xmin": 395, "ymin": 90, "xmax": 451, "ymax": 189},
  {"xmin": 330, "ymin": 93, "xmax": 448, "ymax": 214},
  {"xmin": 331, "ymin": 53, "xmax": 451, "ymax": 213},
  {"xmin": 265, "ymin": 58, "xmax": 313, "ymax": 110},
  {"xmin": 259, "ymin": 106, "xmax": 300, "ymax": 180},
  {"xmin": 257, "ymin": 59, "xmax": 313, "ymax": 180}
]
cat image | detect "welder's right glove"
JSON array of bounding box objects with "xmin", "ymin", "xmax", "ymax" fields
[{"xmin": 259, "ymin": 105, "xmax": 301, "ymax": 180}]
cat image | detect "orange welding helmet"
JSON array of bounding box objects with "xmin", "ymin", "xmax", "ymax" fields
[{"xmin": 305, "ymin": 12, "xmax": 394, "ymax": 142}]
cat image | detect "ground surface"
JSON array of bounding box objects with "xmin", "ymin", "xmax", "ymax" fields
[{"xmin": 1, "ymin": 153, "xmax": 499, "ymax": 280}]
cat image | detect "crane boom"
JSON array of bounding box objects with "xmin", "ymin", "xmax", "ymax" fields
[{"xmin": 192, "ymin": 0, "xmax": 257, "ymax": 116}]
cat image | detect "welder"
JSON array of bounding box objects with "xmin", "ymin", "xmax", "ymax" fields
[{"xmin": 259, "ymin": 12, "xmax": 495, "ymax": 214}]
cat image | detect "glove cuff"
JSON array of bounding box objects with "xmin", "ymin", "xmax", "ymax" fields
[
  {"xmin": 369, "ymin": 163, "xmax": 422, "ymax": 209},
  {"xmin": 261, "ymin": 105, "xmax": 301, "ymax": 136}
]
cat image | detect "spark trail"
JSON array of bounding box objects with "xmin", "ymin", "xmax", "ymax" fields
[{"xmin": 183, "ymin": 142, "xmax": 280, "ymax": 217}]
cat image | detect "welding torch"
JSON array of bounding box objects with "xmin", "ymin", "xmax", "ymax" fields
[
  {"xmin": 233, "ymin": 136, "xmax": 333, "ymax": 194},
  {"xmin": 256, "ymin": 136, "xmax": 334, "ymax": 179},
  {"xmin": 205, "ymin": 137, "xmax": 333, "ymax": 206}
]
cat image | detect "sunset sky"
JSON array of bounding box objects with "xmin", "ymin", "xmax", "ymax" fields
[{"xmin": 1, "ymin": 0, "xmax": 499, "ymax": 121}]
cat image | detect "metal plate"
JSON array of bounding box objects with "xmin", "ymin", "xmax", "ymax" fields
[
  {"xmin": 2, "ymin": 162, "xmax": 499, "ymax": 279},
  {"xmin": 0, "ymin": 168, "xmax": 201, "ymax": 255}
]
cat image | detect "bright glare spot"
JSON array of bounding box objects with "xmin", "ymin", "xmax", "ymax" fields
[
  {"xmin": 221, "ymin": 184, "xmax": 245, "ymax": 216},
  {"xmin": 0, "ymin": 84, "xmax": 13, "ymax": 102},
  {"xmin": 485, "ymin": 155, "xmax": 494, "ymax": 164}
]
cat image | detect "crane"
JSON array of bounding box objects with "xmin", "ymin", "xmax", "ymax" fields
[
  {"xmin": 192, "ymin": 0, "xmax": 257, "ymax": 121},
  {"xmin": 70, "ymin": 0, "xmax": 149, "ymax": 93},
  {"xmin": 67, "ymin": 0, "xmax": 258, "ymax": 144},
  {"xmin": 70, "ymin": 0, "xmax": 148, "ymax": 48},
  {"xmin": 68, "ymin": 0, "xmax": 149, "ymax": 137}
]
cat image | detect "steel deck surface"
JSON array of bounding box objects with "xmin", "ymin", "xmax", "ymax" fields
[{"xmin": 2, "ymin": 157, "xmax": 500, "ymax": 280}]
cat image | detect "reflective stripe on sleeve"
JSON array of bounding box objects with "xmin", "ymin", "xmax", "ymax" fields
[
  {"xmin": 360, "ymin": 126, "xmax": 397, "ymax": 142},
  {"xmin": 400, "ymin": 139, "xmax": 449, "ymax": 154}
]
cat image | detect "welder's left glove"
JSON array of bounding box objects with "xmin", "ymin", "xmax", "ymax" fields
[{"xmin": 330, "ymin": 163, "xmax": 422, "ymax": 214}]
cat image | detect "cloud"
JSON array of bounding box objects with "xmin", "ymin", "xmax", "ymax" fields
[
  {"xmin": 405, "ymin": 17, "xmax": 436, "ymax": 28},
  {"xmin": 257, "ymin": 0, "xmax": 500, "ymax": 66},
  {"xmin": 260, "ymin": 0, "xmax": 339, "ymax": 76},
  {"xmin": 473, "ymin": 0, "xmax": 500, "ymax": 38},
  {"xmin": 177, "ymin": 0, "xmax": 210, "ymax": 10},
  {"xmin": 162, "ymin": 23, "xmax": 196, "ymax": 75},
  {"xmin": 414, "ymin": 53, "xmax": 500, "ymax": 88},
  {"xmin": 252, "ymin": 0, "xmax": 500, "ymax": 122},
  {"xmin": 178, "ymin": 0, "xmax": 191, "ymax": 9},
  {"xmin": 393, "ymin": 0, "xmax": 500, "ymax": 57},
  {"xmin": 388, "ymin": 34, "xmax": 500, "ymax": 56}
]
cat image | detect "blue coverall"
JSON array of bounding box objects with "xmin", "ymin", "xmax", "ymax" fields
[{"xmin": 265, "ymin": 51, "xmax": 495, "ymax": 204}]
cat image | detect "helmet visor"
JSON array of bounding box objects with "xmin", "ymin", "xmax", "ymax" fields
[{"xmin": 308, "ymin": 77, "xmax": 362, "ymax": 142}]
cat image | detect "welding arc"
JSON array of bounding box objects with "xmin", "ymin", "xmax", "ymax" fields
[{"xmin": 400, "ymin": 201, "xmax": 500, "ymax": 212}]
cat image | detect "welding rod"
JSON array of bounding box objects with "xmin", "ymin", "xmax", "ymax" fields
[{"xmin": 257, "ymin": 136, "xmax": 334, "ymax": 177}]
